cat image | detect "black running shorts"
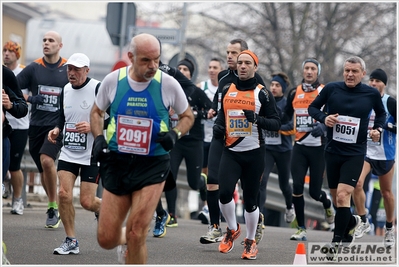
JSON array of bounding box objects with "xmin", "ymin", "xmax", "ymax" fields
[
  {"xmin": 57, "ymin": 160, "xmax": 100, "ymax": 184},
  {"xmin": 99, "ymin": 152, "xmax": 170, "ymax": 196},
  {"xmin": 365, "ymin": 157, "xmax": 395, "ymax": 176},
  {"xmin": 28, "ymin": 125, "xmax": 63, "ymax": 173}
]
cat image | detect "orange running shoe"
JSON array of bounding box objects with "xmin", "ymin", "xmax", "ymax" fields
[
  {"xmin": 241, "ymin": 238, "xmax": 258, "ymax": 260},
  {"xmin": 218, "ymin": 223, "xmax": 241, "ymax": 253}
]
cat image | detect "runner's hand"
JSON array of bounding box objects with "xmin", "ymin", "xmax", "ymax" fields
[
  {"xmin": 243, "ymin": 109, "xmax": 257, "ymax": 123},
  {"xmin": 156, "ymin": 130, "xmax": 178, "ymax": 151},
  {"xmin": 27, "ymin": 95, "xmax": 44, "ymax": 104},
  {"xmin": 91, "ymin": 135, "xmax": 108, "ymax": 163},
  {"xmin": 311, "ymin": 123, "xmax": 326, "ymax": 137},
  {"xmin": 213, "ymin": 124, "xmax": 225, "ymax": 139}
]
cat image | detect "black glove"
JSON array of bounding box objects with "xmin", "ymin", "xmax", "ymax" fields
[
  {"xmin": 158, "ymin": 62, "xmax": 176, "ymax": 77},
  {"xmin": 311, "ymin": 123, "xmax": 326, "ymax": 137},
  {"xmin": 91, "ymin": 135, "xmax": 108, "ymax": 163},
  {"xmin": 156, "ymin": 130, "xmax": 178, "ymax": 151},
  {"xmin": 27, "ymin": 95, "xmax": 45, "ymax": 105},
  {"xmin": 213, "ymin": 124, "xmax": 225, "ymax": 139},
  {"xmin": 243, "ymin": 109, "xmax": 257, "ymax": 123}
]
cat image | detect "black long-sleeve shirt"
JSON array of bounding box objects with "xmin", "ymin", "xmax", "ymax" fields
[
  {"xmin": 3, "ymin": 65, "xmax": 28, "ymax": 119},
  {"xmin": 308, "ymin": 81, "xmax": 386, "ymax": 156},
  {"xmin": 16, "ymin": 57, "xmax": 68, "ymax": 127},
  {"xmin": 3, "ymin": 65, "xmax": 28, "ymax": 137},
  {"xmin": 159, "ymin": 62, "xmax": 212, "ymax": 141}
]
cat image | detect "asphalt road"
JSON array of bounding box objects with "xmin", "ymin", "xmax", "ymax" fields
[{"xmin": 2, "ymin": 201, "xmax": 396, "ymax": 266}]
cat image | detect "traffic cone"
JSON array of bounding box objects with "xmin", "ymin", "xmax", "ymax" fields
[{"xmin": 293, "ymin": 242, "xmax": 307, "ymax": 265}]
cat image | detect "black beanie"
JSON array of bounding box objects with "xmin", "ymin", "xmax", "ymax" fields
[
  {"xmin": 178, "ymin": 58, "xmax": 195, "ymax": 77},
  {"xmin": 369, "ymin": 68, "xmax": 388, "ymax": 85}
]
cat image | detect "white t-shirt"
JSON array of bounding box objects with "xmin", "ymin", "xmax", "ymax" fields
[
  {"xmin": 95, "ymin": 66, "xmax": 188, "ymax": 117},
  {"xmin": 199, "ymin": 79, "xmax": 217, "ymax": 142}
]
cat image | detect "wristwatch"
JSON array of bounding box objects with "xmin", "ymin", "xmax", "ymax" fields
[{"xmin": 172, "ymin": 128, "xmax": 182, "ymax": 139}]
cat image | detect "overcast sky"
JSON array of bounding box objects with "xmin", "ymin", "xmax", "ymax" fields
[
  {"xmin": 44, "ymin": 2, "xmax": 181, "ymax": 21},
  {"xmin": 45, "ymin": 2, "xmax": 108, "ymax": 21}
]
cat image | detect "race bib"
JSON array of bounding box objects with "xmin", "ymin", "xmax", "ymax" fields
[
  {"xmin": 295, "ymin": 108, "xmax": 314, "ymax": 132},
  {"xmin": 64, "ymin": 122, "xmax": 87, "ymax": 150},
  {"xmin": 265, "ymin": 130, "xmax": 282, "ymax": 145},
  {"xmin": 116, "ymin": 115, "xmax": 153, "ymax": 155},
  {"xmin": 332, "ymin": 115, "xmax": 360, "ymax": 144},
  {"xmin": 37, "ymin": 85, "xmax": 61, "ymax": 112},
  {"xmin": 226, "ymin": 109, "xmax": 251, "ymax": 137}
]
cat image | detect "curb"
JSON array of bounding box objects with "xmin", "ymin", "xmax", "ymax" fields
[{"xmin": 3, "ymin": 193, "xmax": 83, "ymax": 209}]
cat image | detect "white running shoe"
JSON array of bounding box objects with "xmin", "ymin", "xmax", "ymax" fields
[
  {"xmin": 116, "ymin": 244, "xmax": 127, "ymax": 264},
  {"xmin": 284, "ymin": 206, "xmax": 295, "ymax": 223},
  {"xmin": 198, "ymin": 205, "xmax": 210, "ymax": 225},
  {"xmin": 10, "ymin": 198, "xmax": 24, "ymax": 215},
  {"xmin": 200, "ymin": 224, "xmax": 223, "ymax": 244},
  {"xmin": 384, "ymin": 225, "xmax": 395, "ymax": 248},
  {"xmin": 290, "ymin": 227, "xmax": 307, "ymax": 241},
  {"xmin": 354, "ymin": 220, "xmax": 371, "ymax": 239},
  {"xmin": 53, "ymin": 237, "xmax": 79, "ymax": 255}
]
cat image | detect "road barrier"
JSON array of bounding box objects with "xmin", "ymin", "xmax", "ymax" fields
[{"xmin": 18, "ymin": 147, "xmax": 326, "ymax": 222}]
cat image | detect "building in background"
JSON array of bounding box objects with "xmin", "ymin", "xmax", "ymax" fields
[
  {"xmin": 25, "ymin": 18, "xmax": 119, "ymax": 81},
  {"xmin": 2, "ymin": 2, "xmax": 43, "ymax": 66}
]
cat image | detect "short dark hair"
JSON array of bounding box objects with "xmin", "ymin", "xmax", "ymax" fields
[
  {"xmin": 210, "ymin": 57, "xmax": 225, "ymax": 69},
  {"xmin": 230, "ymin": 39, "xmax": 248, "ymax": 51}
]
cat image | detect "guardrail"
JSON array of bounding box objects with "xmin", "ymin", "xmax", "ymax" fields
[{"xmin": 18, "ymin": 147, "xmax": 326, "ymax": 222}]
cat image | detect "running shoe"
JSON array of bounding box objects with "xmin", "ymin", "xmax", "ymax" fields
[
  {"xmin": 10, "ymin": 198, "xmax": 24, "ymax": 215},
  {"xmin": 290, "ymin": 227, "xmax": 307, "ymax": 241},
  {"xmin": 199, "ymin": 173, "xmax": 207, "ymax": 201},
  {"xmin": 321, "ymin": 242, "xmax": 340, "ymax": 262},
  {"xmin": 219, "ymin": 223, "xmax": 241, "ymax": 253},
  {"xmin": 166, "ymin": 213, "xmax": 178, "ymax": 227},
  {"xmin": 45, "ymin": 207, "xmax": 61, "ymax": 228},
  {"xmin": 116, "ymin": 244, "xmax": 127, "ymax": 264},
  {"xmin": 284, "ymin": 206, "xmax": 295, "ymax": 223},
  {"xmin": 2, "ymin": 242, "xmax": 10, "ymax": 265},
  {"xmin": 153, "ymin": 211, "xmax": 170, "ymax": 237},
  {"xmin": 2, "ymin": 179, "xmax": 11, "ymax": 199},
  {"xmin": 198, "ymin": 205, "xmax": 210, "ymax": 225},
  {"xmin": 384, "ymin": 225, "xmax": 395, "ymax": 248},
  {"xmin": 53, "ymin": 237, "xmax": 79, "ymax": 255},
  {"xmin": 255, "ymin": 213, "xmax": 264, "ymax": 244},
  {"xmin": 200, "ymin": 224, "xmax": 223, "ymax": 244},
  {"xmin": 342, "ymin": 215, "xmax": 361, "ymax": 247},
  {"xmin": 241, "ymin": 238, "xmax": 258, "ymax": 260},
  {"xmin": 324, "ymin": 201, "xmax": 335, "ymax": 224},
  {"xmin": 354, "ymin": 220, "xmax": 371, "ymax": 239}
]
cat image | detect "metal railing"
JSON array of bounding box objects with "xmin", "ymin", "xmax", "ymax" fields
[{"xmin": 19, "ymin": 147, "xmax": 326, "ymax": 222}]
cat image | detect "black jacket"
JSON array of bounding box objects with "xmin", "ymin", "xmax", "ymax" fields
[{"xmin": 2, "ymin": 65, "xmax": 28, "ymax": 137}]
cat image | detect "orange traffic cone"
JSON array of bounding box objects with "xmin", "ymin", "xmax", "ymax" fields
[{"xmin": 293, "ymin": 242, "xmax": 307, "ymax": 265}]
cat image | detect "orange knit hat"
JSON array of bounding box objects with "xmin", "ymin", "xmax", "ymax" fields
[
  {"xmin": 3, "ymin": 41, "xmax": 21, "ymax": 59},
  {"xmin": 238, "ymin": 50, "xmax": 258, "ymax": 66}
]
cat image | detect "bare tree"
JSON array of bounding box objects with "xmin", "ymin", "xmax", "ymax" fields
[{"xmin": 138, "ymin": 2, "xmax": 396, "ymax": 96}]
